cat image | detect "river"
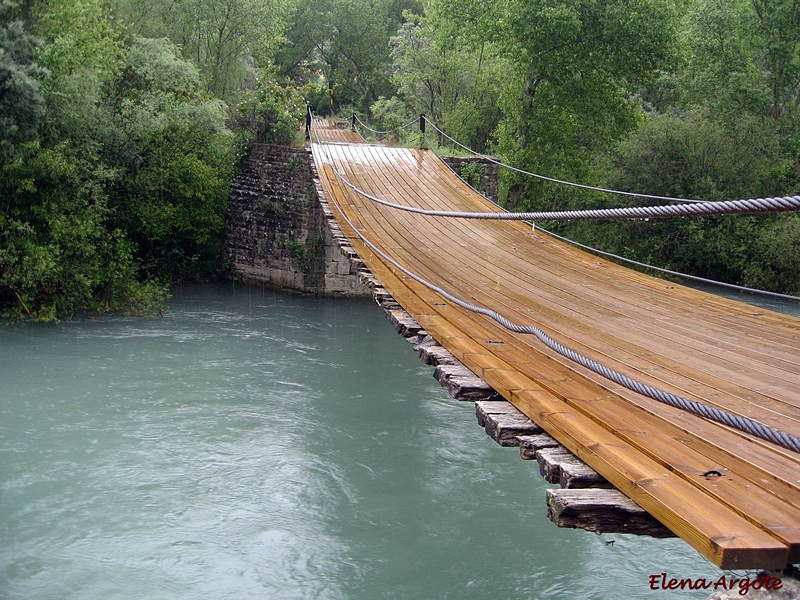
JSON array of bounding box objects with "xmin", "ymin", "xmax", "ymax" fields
[{"xmin": 1, "ymin": 282, "xmax": 794, "ymax": 599}]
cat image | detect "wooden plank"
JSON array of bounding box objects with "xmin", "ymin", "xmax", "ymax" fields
[
  {"xmin": 320, "ymin": 162, "xmax": 800, "ymax": 564},
  {"xmin": 518, "ymin": 433, "xmax": 561, "ymax": 460},
  {"xmin": 547, "ymin": 489, "xmax": 676, "ymax": 538},
  {"xmin": 328, "ymin": 142, "xmax": 800, "ymax": 496},
  {"xmin": 385, "ymin": 308, "xmax": 422, "ymax": 338},
  {"xmin": 360, "ymin": 143, "xmax": 800, "ymax": 408},
  {"xmin": 511, "ymin": 388, "xmax": 790, "ymax": 570},
  {"xmin": 434, "ymin": 364, "xmax": 500, "ymax": 401},
  {"xmin": 332, "ymin": 150, "xmax": 800, "ymax": 468},
  {"xmin": 535, "ymin": 447, "xmax": 612, "ymax": 489},
  {"xmin": 415, "ymin": 336, "xmax": 457, "ymax": 366}
]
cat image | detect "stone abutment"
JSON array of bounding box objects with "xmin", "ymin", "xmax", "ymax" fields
[{"xmin": 222, "ymin": 143, "xmax": 499, "ymax": 296}]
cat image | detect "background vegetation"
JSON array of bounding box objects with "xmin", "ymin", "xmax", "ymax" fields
[{"xmin": 2, "ymin": 0, "xmax": 798, "ymax": 320}]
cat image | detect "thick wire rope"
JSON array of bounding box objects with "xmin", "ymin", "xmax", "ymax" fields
[
  {"xmin": 310, "ymin": 117, "xmax": 800, "ymax": 454},
  {"xmin": 353, "ymin": 113, "xmax": 421, "ymax": 137},
  {"xmin": 308, "ymin": 117, "xmax": 800, "ymax": 220},
  {"xmin": 541, "ymin": 227, "xmax": 800, "ymax": 303},
  {"xmin": 426, "ymin": 120, "xmax": 711, "ymax": 205},
  {"xmin": 319, "ymin": 134, "xmax": 800, "ymax": 219},
  {"xmin": 425, "ymin": 139, "xmax": 800, "ymax": 303}
]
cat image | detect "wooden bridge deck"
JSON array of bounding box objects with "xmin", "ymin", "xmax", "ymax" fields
[{"xmin": 310, "ymin": 124, "xmax": 800, "ymax": 570}]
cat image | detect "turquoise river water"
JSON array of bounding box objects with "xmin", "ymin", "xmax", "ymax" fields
[{"xmin": 2, "ymin": 282, "xmax": 796, "ymax": 599}]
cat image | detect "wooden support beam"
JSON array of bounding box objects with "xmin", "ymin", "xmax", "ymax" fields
[
  {"xmin": 547, "ymin": 489, "xmax": 676, "ymax": 538},
  {"xmin": 518, "ymin": 433, "xmax": 561, "ymax": 459},
  {"xmin": 311, "ymin": 135, "xmax": 800, "ymax": 570},
  {"xmin": 535, "ymin": 447, "xmax": 612, "ymax": 489},
  {"xmin": 416, "ymin": 336, "xmax": 458, "ymax": 366},
  {"xmin": 475, "ymin": 400, "xmax": 542, "ymax": 445},
  {"xmin": 435, "ymin": 365, "xmax": 501, "ymax": 402},
  {"xmin": 386, "ymin": 309, "xmax": 422, "ymax": 338}
]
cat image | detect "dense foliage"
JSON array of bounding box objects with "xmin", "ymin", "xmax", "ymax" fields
[
  {"xmin": 0, "ymin": 0, "xmax": 304, "ymax": 320},
  {"xmin": 2, "ymin": 0, "xmax": 799, "ymax": 320}
]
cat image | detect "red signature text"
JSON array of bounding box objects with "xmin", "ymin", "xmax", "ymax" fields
[{"xmin": 648, "ymin": 572, "xmax": 783, "ymax": 596}]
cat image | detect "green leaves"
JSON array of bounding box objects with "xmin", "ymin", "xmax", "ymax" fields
[
  {"xmin": 112, "ymin": 0, "xmax": 293, "ymax": 101},
  {"xmin": 0, "ymin": 9, "xmax": 237, "ymax": 319},
  {"xmin": 108, "ymin": 36, "xmax": 236, "ymax": 280},
  {"xmin": 0, "ymin": 142, "xmax": 161, "ymax": 320},
  {"xmin": 230, "ymin": 72, "xmax": 307, "ymax": 145},
  {"xmin": 279, "ymin": 0, "xmax": 413, "ymax": 114},
  {"xmin": 0, "ymin": 10, "xmax": 46, "ymax": 148}
]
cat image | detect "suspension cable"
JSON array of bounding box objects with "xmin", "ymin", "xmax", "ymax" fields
[
  {"xmin": 313, "ymin": 135, "xmax": 800, "ymax": 220},
  {"xmin": 353, "ymin": 113, "xmax": 421, "ymax": 136},
  {"xmin": 321, "ymin": 113, "xmax": 800, "ymax": 302},
  {"xmin": 424, "ymin": 137, "xmax": 800, "ymax": 303},
  {"xmin": 425, "ymin": 120, "xmax": 711, "ymax": 204},
  {"xmin": 309, "ymin": 116, "xmax": 800, "ymax": 454},
  {"xmin": 541, "ymin": 227, "xmax": 800, "ymax": 302}
]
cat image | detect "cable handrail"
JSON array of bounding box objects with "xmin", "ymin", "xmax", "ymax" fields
[
  {"xmin": 309, "ymin": 110, "xmax": 800, "ymax": 221},
  {"xmin": 312, "ymin": 137, "xmax": 800, "ymax": 220},
  {"xmin": 540, "ymin": 227, "xmax": 800, "ymax": 302},
  {"xmin": 427, "ymin": 120, "xmax": 711, "ymax": 205},
  {"xmin": 353, "ymin": 113, "xmax": 421, "ymax": 137},
  {"xmin": 313, "ymin": 109, "xmax": 800, "ymax": 299},
  {"xmin": 424, "ymin": 139, "xmax": 800, "ymax": 303}
]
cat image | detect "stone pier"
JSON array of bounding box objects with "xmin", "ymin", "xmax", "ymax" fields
[{"xmin": 222, "ymin": 143, "xmax": 370, "ymax": 296}]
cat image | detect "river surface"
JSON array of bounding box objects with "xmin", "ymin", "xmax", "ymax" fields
[{"xmin": 2, "ymin": 282, "xmax": 794, "ymax": 599}]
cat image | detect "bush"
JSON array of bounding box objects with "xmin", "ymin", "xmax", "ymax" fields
[{"xmin": 230, "ymin": 72, "xmax": 308, "ymax": 147}]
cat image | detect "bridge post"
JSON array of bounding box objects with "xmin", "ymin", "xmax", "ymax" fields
[
  {"xmin": 351, "ymin": 113, "xmax": 357, "ymax": 131},
  {"xmin": 420, "ymin": 113, "xmax": 426, "ymax": 148},
  {"xmin": 305, "ymin": 104, "xmax": 312, "ymax": 140}
]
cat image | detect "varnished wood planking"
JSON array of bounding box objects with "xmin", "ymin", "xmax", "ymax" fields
[
  {"xmin": 334, "ymin": 144, "xmax": 800, "ymax": 436},
  {"xmin": 318, "ymin": 143, "xmax": 800, "ymax": 448},
  {"xmin": 316, "ymin": 143, "xmax": 800, "ymax": 486},
  {"xmin": 310, "ymin": 131, "xmax": 800, "ymax": 568}
]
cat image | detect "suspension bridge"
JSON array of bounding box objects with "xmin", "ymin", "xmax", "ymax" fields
[{"xmin": 308, "ymin": 117, "xmax": 800, "ymax": 570}]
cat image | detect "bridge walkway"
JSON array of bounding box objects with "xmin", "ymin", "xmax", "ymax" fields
[{"xmin": 310, "ymin": 122, "xmax": 800, "ymax": 570}]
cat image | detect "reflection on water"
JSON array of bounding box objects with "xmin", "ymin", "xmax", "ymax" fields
[{"xmin": 1, "ymin": 282, "xmax": 764, "ymax": 599}]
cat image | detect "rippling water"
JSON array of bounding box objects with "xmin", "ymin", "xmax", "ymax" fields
[{"xmin": 2, "ymin": 282, "xmax": 771, "ymax": 599}]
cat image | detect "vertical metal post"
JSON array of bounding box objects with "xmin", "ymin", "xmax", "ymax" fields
[
  {"xmin": 420, "ymin": 114, "xmax": 426, "ymax": 148},
  {"xmin": 351, "ymin": 113, "xmax": 357, "ymax": 131},
  {"xmin": 305, "ymin": 103, "xmax": 312, "ymax": 139}
]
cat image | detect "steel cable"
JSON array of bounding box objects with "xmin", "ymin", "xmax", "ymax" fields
[
  {"xmin": 425, "ymin": 137, "xmax": 800, "ymax": 303},
  {"xmin": 353, "ymin": 113, "xmax": 421, "ymax": 136},
  {"xmin": 425, "ymin": 121, "xmax": 711, "ymax": 204},
  {"xmin": 320, "ymin": 159, "xmax": 800, "ymax": 220},
  {"xmin": 540, "ymin": 227, "xmax": 800, "ymax": 302}
]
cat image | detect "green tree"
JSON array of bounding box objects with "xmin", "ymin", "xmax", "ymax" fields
[
  {"xmin": 0, "ymin": 143, "xmax": 164, "ymax": 320},
  {"xmin": 1, "ymin": 0, "xmax": 168, "ymax": 320},
  {"xmin": 568, "ymin": 110, "xmax": 790, "ymax": 289},
  {"xmin": 111, "ymin": 0, "xmax": 292, "ymax": 101},
  {"xmin": 749, "ymin": 0, "xmax": 800, "ymax": 122},
  {"xmin": 422, "ymin": 0, "xmax": 678, "ymax": 210},
  {"xmin": 106, "ymin": 36, "xmax": 236, "ymax": 280},
  {"xmin": 278, "ymin": 0, "xmax": 421, "ymax": 114},
  {"xmin": 229, "ymin": 70, "xmax": 308, "ymax": 146},
  {"xmin": 389, "ymin": 17, "xmax": 505, "ymax": 151},
  {"xmin": 0, "ymin": 2, "xmax": 45, "ymax": 148}
]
